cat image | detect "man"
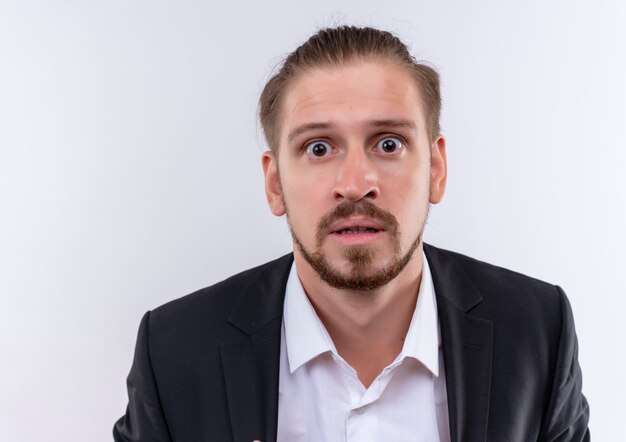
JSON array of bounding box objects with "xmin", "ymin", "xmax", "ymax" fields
[{"xmin": 114, "ymin": 26, "xmax": 589, "ymax": 441}]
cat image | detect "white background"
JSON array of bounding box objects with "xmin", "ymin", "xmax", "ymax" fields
[{"xmin": 1, "ymin": 1, "xmax": 624, "ymax": 440}]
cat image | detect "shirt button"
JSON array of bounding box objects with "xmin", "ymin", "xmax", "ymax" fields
[{"xmin": 353, "ymin": 406, "xmax": 367, "ymax": 415}]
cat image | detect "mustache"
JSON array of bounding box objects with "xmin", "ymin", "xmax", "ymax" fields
[{"xmin": 315, "ymin": 200, "xmax": 399, "ymax": 245}]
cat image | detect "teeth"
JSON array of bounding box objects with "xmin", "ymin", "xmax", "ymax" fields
[{"xmin": 338, "ymin": 227, "xmax": 378, "ymax": 234}]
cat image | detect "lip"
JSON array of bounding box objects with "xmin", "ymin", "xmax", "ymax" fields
[
  {"xmin": 326, "ymin": 216, "xmax": 386, "ymax": 245},
  {"xmin": 329, "ymin": 229, "xmax": 384, "ymax": 245},
  {"xmin": 327, "ymin": 216, "xmax": 386, "ymax": 234}
]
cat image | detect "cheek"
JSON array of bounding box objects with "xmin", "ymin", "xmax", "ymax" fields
[
  {"xmin": 381, "ymin": 160, "xmax": 431, "ymax": 198},
  {"xmin": 280, "ymin": 174, "xmax": 331, "ymax": 229},
  {"xmin": 382, "ymin": 166, "xmax": 431, "ymax": 226}
]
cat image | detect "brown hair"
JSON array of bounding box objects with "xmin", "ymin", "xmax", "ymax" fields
[{"xmin": 258, "ymin": 25, "xmax": 441, "ymax": 153}]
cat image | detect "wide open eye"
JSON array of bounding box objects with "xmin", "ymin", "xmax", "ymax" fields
[
  {"xmin": 375, "ymin": 136, "xmax": 403, "ymax": 154},
  {"xmin": 305, "ymin": 141, "xmax": 334, "ymax": 159}
]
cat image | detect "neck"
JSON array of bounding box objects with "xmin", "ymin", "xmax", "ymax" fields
[{"xmin": 293, "ymin": 244, "xmax": 424, "ymax": 387}]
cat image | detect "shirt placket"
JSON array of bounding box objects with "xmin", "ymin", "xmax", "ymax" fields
[{"xmin": 340, "ymin": 356, "xmax": 403, "ymax": 441}]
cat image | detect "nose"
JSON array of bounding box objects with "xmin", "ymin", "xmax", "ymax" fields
[{"xmin": 332, "ymin": 148, "xmax": 380, "ymax": 202}]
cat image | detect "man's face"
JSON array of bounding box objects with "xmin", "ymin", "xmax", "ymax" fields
[{"xmin": 263, "ymin": 60, "xmax": 447, "ymax": 291}]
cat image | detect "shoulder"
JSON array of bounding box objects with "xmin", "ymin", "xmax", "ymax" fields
[
  {"xmin": 424, "ymin": 243, "xmax": 566, "ymax": 329},
  {"xmin": 144, "ymin": 253, "xmax": 293, "ymax": 344},
  {"xmin": 425, "ymin": 243, "xmax": 562, "ymax": 301}
]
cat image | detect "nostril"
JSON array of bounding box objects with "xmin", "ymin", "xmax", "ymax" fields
[{"xmin": 333, "ymin": 187, "xmax": 378, "ymax": 202}]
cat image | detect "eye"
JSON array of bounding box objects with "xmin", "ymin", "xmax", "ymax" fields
[
  {"xmin": 305, "ymin": 141, "xmax": 334, "ymax": 159},
  {"xmin": 375, "ymin": 136, "xmax": 403, "ymax": 154}
]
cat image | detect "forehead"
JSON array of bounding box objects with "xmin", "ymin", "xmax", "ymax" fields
[{"xmin": 279, "ymin": 60, "xmax": 426, "ymax": 144}]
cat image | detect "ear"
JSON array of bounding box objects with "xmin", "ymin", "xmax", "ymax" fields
[
  {"xmin": 429, "ymin": 135, "xmax": 447, "ymax": 204},
  {"xmin": 262, "ymin": 151, "xmax": 286, "ymax": 216}
]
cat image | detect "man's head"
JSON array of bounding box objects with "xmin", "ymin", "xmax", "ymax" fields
[{"xmin": 260, "ymin": 26, "xmax": 447, "ymax": 292}]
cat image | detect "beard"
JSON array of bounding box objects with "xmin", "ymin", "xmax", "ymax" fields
[{"xmin": 287, "ymin": 200, "xmax": 428, "ymax": 292}]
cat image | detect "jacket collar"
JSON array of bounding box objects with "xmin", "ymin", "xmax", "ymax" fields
[
  {"xmin": 425, "ymin": 243, "xmax": 493, "ymax": 442},
  {"xmin": 221, "ymin": 253, "xmax": 293, "ymax": 442},
  {"xmin": 226, "ymin": 253, "xmax": 293, "ymax": 336}
]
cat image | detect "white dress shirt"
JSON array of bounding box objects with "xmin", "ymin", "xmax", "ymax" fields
[{"xmin": 277, "ymin": 252, "xmax": 451, "ymax": 442}]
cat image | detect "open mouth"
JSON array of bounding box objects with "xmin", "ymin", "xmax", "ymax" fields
[
  {"xmin": 325, "ymin": 217, "xmax": 386, "ymax": 244},
  {"xmin": 335, "ymin": 226, "xmax": 380, "ymax": 234}
]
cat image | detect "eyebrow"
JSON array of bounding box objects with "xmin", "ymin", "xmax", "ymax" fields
[
  {"xmin": 287, "ymin": 122, "xmax": 333, "ymax": 144},
  {"xmin": 369, "ymin": 119, "xmax": 416, "ymax": 130},
  {"xmin": 286, "ymin": 119, "xmax": 417, "ymax": 144}
]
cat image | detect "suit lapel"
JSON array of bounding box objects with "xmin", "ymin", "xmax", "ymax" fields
[
  {"xmin": 425, "ymin": 244, "xmax": 493, "ymax": 442},
  {"xmin": 220, "ymin": 254, "xmax": 293, "ymax": 442}
]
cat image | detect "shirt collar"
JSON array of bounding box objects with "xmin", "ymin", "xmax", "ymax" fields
[
  {"xmin": 398, "ymin": 252, "xmax": 440, "ymax": 376},
  {"xmin": 283, "ymin": 251, "xmax": 440, "ymax": 376}
]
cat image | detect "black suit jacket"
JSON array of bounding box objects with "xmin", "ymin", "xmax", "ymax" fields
[{"xmin": 113, "ymin": 244, "xmax": 589, "ymax": 441}]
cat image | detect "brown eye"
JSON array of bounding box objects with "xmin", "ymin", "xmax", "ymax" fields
[
  {"xmin": 305, "ymin": 141, "xmax": 334, "ymax": 159},
  {"xmin": 376, "ymin": 137, "xmax": 403, "ymax": 154}
]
